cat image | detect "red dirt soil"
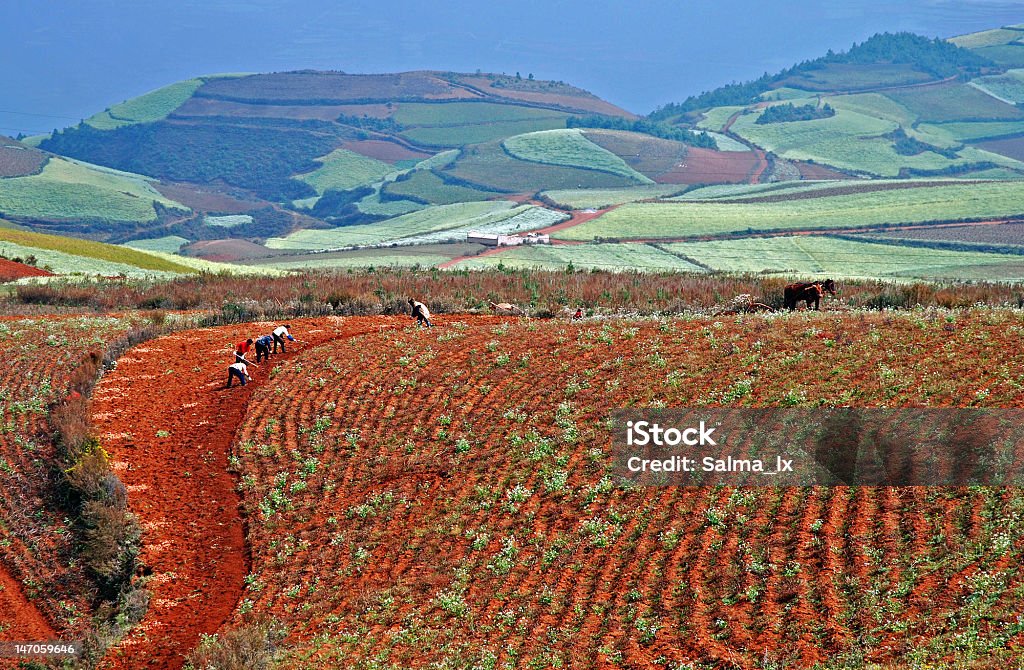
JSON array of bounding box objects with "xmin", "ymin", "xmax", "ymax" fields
[
  {"xmin": 340, "ymin": 139, "xmax": 432, "ymax": 163},
  {"xmin": 0, "ymin": 258, "xmax": 52, "ymax": 281},
  {"xmin": 182, "ymin": 239, "xmax": 279, "ymax": 263},
  {"xmin": 93, "ymin": 316, "xmax": 407, "ymax": 669},
  {"xmin": 0, "ymin": 564, "xmax": 55, "ymax": 642},
  {"xmin": 655, "ymin": 146, "xmax": 764, "ymax": 184}
]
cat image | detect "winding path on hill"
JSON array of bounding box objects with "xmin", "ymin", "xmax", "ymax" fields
[{"xmin": 93, "ymin": 316, "xmax": 405, "ymax": 669}]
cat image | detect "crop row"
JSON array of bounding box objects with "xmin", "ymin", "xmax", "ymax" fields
[{"xmin": 232, "ymin": 311, "xmax": 1024, "ymax": 667}]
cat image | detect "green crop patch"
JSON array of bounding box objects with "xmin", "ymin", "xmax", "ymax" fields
[
  {"xmin": 294, "ymin": 148, "xmax": 395, "ymax": 195},
  {"xmin": 663, "ymin": 235, "xmax": 1024, "ymax": 280},
  {"xmin": 400, "ymin": 118, "xmax": 567, "ymax": 147},
  {"xmin": 382, "ymin": 170, "xmax": 500, "ymax": 205},
  {"xmin": 885, "ymin": 83, "xmax": 1024, "ymax": 123},
  {"xmin": 556, "ymin": 181, "xmax": 1024, "ymax": 241},
  {"xmin": 123, "ymin": 236, "xmax": 190, "ymax": 254},
  {"xmin": 393, "ymin": 102, "xmax": 569, "ymax": 126},
  {"xmin": 541, "ymin": 185, "xmax": 685, "ymax": 209},
  {"xmin": 0, "ymin": 157, "xmax": 188, "ymax": 224},
  {"xmin": 455, "ymin": 242, "xmax": 705, "ymax": 272},
  {"xmin": 970, "ymin": 70, "xmax": 1024, "ymax": 104},
  {"xmin": 446, "ymin": 140, "xmax": 638, "ymax": 192},
  {"xmin": 85, "ymin": 79, "xmax": 204, "ymax": 130},
  {"xmin": 267, "ymin": 200, "xmax": 521, "ymax": 250},
  {"xmin": 503, "ymin": 129, "xmax": 654, "ymax": 183},
  {"xmin": 0, "ymin": 227, "xmax": 198, "ymax": 274}
]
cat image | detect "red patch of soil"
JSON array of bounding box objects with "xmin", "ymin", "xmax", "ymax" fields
[
  {"xmin": 0, "ymin": 258, "xmax": 52, "ymax": 281},
  {"xmin": 0, "ymin": 564, "xmax": 55, "ymax": 642},
  {"xmin": 152, "ymin": 182, "xmax": 267, "ymax": 214},
  {"xmin": 340, "ymin": 139, "xmax": 432, "ymax": 163},
  {"xmin": 794, "ymin": 161, "xmax": 853, "ymax": 180},
  {"xmin": 94, "ymin": 317, "xmax": 405, "ymax": 669},
  {"xmin": 182, "ymin": 239, "xmax": 278, "ymax": 263},
  {"xmin": 655, "ymin": 146, "xmax": 763, "ymax": 184}
]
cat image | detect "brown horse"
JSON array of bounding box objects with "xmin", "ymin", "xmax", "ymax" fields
[{"xmin": 784, "ymin": 278, "xmax": 836, "ymax": 311}]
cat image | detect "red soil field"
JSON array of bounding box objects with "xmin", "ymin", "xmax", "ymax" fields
[
  {"xmin": 152, "ymin": 182, "xmax": 267, "ymax": 214},
  {"xmin": 655, "ymin": 146, "xmax": 763, "ymax": 184},
  {"xmin": 976, "ymin": 135, "xmax": 1024, "ymax": 162},
  {"xmin": 794, "ymin": 160, "xmax": 852, "ymax": 180},
  {"xmin": 172, "ymin": 97, "xmax": 389, "ymax": 122},
  {"xmin": 92, "ymin": 316, "xmax": 408, "ymax": 669},
  {"xmin": 196, "ymin": 72, "xmax": 477, "ymax": 104},
  {"xmin": 0, "ymin": 316, "xmax": 143, "ymax": 645},
  {"xmin": 455, "ymin": 76, "xmax": 636, "ymax": 117},
  {"xmin": 340, "ymin": 139, "xmax": 433, "ymax": 163},
  {"xmin": 0, "ymin": 258, "xmax": 52, "ymax": 281},
  {"xmin": 182, "ymin": 239, "xmax": 279, "ymax": 263},
  {"xmin": 0, "ymin": 139, "xmax": 46, "ymax": 178},
  {"xmin": 213, "ymin": 312, "xmax": 1024, "ymax": 668}
]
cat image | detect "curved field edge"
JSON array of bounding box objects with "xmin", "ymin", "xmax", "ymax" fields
[
  {"xmin": 226, "ymin": 310, "xmax": 1024, "ymax": 668},
  {"xmin": 92, "ymin": 316, "xmax": 408, "ymax": 669}
]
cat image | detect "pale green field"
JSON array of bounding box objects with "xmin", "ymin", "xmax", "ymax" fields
[
  {"xmin": 0, "ymin": 157, "xmax": 188, "ymax": 223},
  {"xmin": 542, "ymin": 185, "xmax": 686, "ymax": 209},
  {"xmin": 0, "ymin": 227, "xmax": 196, "ymax": 273},
  {"xmin": 123, "ymin": 236, "xmax": 190, "ymax": 253},
  {"xmin": 393, "ymin": 206, "xmax": 567, "ymax": 246},
  {"xmin": 454, "ymin": 243, "xmax": 706, "ymax": 272},
  {"xmin": 502, "ymin": 129, "xmax": 653, "ymax": 183},
  {"xmin": 355, "ymin": 188, "xmax": 425, "ymax": 217},
  {"xmin": 85, "ymin": 79, "xmax": 204, "ymax": 130},
  {"xmin": 950, "ymin": 28, "xmax": 1023, "ymax": 49},
  {"xmin": 696, "ymin": 106, "xmax": 745, "ymax": 132},
  {"xmin": 267, "ymin": 200, "xmax": 520, "ymax": 250},
  {"xmin": 294, "ymin": 149, "xmax": 395, "ymax": 195},
  {"xmin": 0, "ymin": 240, "xmax": 180, "ymax": 278},
  {"xmin": 916, "ymin": 120, "xmax": 1024, "ymax": 142},
  {"xmin": 662, "ymin": 235, "xmax": 1024, "ymax": 280},
  {"xmin": 703, "ymin": 132, "xmax": 750, "ymax": 152},
  {"xmin": 135, "ymin": 249, "xmax": 282, "ymax": 275},
  {"xmin": 556, "ymin": 181, "xmax": 1024, "ymax": 240},
  {"xmin": 255, "ymin": 252, "xmax": 455, "ymax": 270},
  {"xmin": 401, "ymin": 119, "xmax": 567, "ymax": 147},
  {"xmin": 970, "ymin": 70, "xmax": 1024, "ymax": 104},
  {"xmin": 393, "ymin": 102, "xmax": 568, "ymax": 126},
  {"xmin": 730, "ymin": 106, "xmax": 1022, "ymax": 176},
  {"xmin": 414, "ymin": 150, "xmax": 460, "ymax": 170},
  {"xmin": 205, "ymin": 214, "xmax": 254, "ymax": 227}
]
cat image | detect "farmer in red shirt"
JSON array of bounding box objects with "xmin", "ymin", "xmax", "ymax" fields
[{"xmin": 235, "ymin": 338, "xmax": 254, "ymax": 364}]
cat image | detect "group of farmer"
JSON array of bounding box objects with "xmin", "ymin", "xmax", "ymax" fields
[
  {"xmin": 224, "ymin": 298, "xmax": 434, "ymax": 389},
  {"xmin": 225, "ymin": 324, "xmax": 295, "ymax": 388}
]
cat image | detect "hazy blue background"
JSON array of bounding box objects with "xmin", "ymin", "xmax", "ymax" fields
[{"xmin": 2, "ymin": 0, "xmax": 1023, "ymax": 136}]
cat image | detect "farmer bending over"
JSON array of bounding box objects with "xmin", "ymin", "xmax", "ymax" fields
[
  {"xmin": 254, "ymin": 334, "xmax": 274, "ymax": 363},
  {"xmin": 235, "ymin": 337, "xmax": 254, "ymax": 363},
  {"xmin": 273, "ymin": 324, "xmax": 295, "ymax": 353},
  {"xmin": 409, "ymin": 298, "xmax": 432, "ymax": 328},
  {"xmin": 226, "ymin": 361, "xmax": 251, "ymax": 388}
]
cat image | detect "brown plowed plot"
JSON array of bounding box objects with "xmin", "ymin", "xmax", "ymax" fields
[
  {"xmin": 976, "ymin": 135, "xmax": 1024, "ymax": 162},
  {"xmin": 152, "ymin": 182, "xmax": 267, "ymax": 214},
  {"xmin": 340, "ymin": 139, "xmax": 432, "ymax": 163},
  {"xmin": 196, "ymin": 72, "xmax": 475, "ymax": 104},
  {"xmin": 228, "ymin": 311, "xmax": 1024, "ymax": 668},
  {"xmin": 93, "ymin": 316, "xmax": 407, "ymax": 669},
  {"xmin": 656, "ymin": 146, "xmax": 762, "ymax": 184},
  {"xmin": 861, "ymin": 221, "xmax": 1024, "ymax": 246},
  {"xmin": 582, "ymin": 129, "xmax": 691, "ymax": 179},
  {"xmin": 172, "ymin": 97, "xmax": 390, "ymax": 122},
  {"xmin": 794, "ymin": 160, "xmax": 852, "ymax": 180},
  {"xmin": 0, "ymin": 316, "xmax": 142, "ymax": 641},
  {"xmin": 182, "ymin": 239, "xmax": 280, "ymax": 263},
  {"xmin": 454, "ymin": 75, "xmax": 635, "ymax": 117},
  {"xmin": 0, "ymin": 139, "xmax": 46, "ymax": 177},
  {"xmin": 0, "ymin": 258, "xmax": 52, "ymax": 281}
]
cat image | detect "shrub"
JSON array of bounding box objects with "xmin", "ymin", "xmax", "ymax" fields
[{"xmin": 186, "ymin": 616, "xmax": 287, "ymax": 670}]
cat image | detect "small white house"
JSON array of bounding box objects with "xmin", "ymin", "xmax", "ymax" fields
[{"xmin": 467, "ymin": 231, "xmax": 551, "ymax": 247}]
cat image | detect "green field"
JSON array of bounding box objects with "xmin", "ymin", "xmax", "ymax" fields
[
  {"xmin": 970, "ymin": 70, "xmax": 1024, "ymax": 104},
  {"xmin": 204, "ymin": 214, "xmax": 253, "ymax": 227},
  {"xmin": 951, "ymin": 28, "xmax": 1023, "ymax": 49},
  {"xmin": 696, "ymin": 106, "xmax": 744, "ymax": 132},
  {"xmin": 294, "ymin": 148, "xmax": 395, "ymax": 195},
  {"xmin": 730, "ymin": 105, "xmax": 1020, "ymax": 176},
  {"xmin": 246, "ymin": 244, "xmax": 474, "ymax": 270},
  {"xmin": 779, "ymin": 63, "xmax": 933, "ymax": 92},
  {"xmin": 556, "ymin": 181, "xmax": 1024, "ymax": 240},
  {"xmin": 123, "ymin": 236, "xmax": 190, "ymax": 253},
  {"xmin": 502, "ymin": 129, "xmax": 653, "ymax": 183},
  {"xmin": 401, "ymin": 118, "xmax": 568, "ymax": 148},
  {"xmin": 0, "ymin": 157, "xmax": 188, "ymax": 223},
  {"xmin": 916, "ymin": 120, "xmax": 1024, "ymax": 142},
  {"xmin": 974, "ymin": 44, "xmax": 1024, "ymax": 68},
  {"xmin": 354, "ymin": 188, "xmax": 425, "ymax": 216},
  {"xmin": 267, "ymin": 200, "xmax": 520, "ymax": 250},
  {"xmin": 0, "ymin": 227, "xmax": 198, "ymax": 275},
  {"xmin": 662, "ymin": 235, "xmax": 1024, "ymax": 280},
  {"xmin": 446, "ymin": 140, "xmax": 639, "ymax": 192},
  {"xmin": 382, "ymin": 170, "xmax": 500, "ymax": 204},
  {"xmin": 541, "ymin": 185, "xmax": 685, "ymax": 209},
  {"xmin": 85, "ymin": 79, "xmax": 204, "ymax": 130},
  {"xmin": 702, "ymin": 132, "xmax": 750, "ymax": 152},
  {"xmin": 884, "ymin": 84, "xmax": 1024, "ymax": 123},
  {"xmin": 454, "ymin": 242, "xmax": 706, "ymax": 272}
]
